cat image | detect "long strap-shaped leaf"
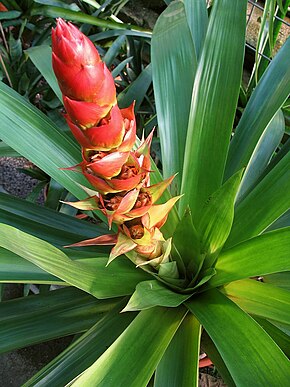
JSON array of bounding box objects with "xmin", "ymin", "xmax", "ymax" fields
[
  {"xmin": 227, "ymin": 150, "xmax": 290, "ymax": 247},
  {"xmin": 154, "ymin": 314, "xmax": 201, "ymax": 387},
  {"xmin": 152, "ymin": 1, "xmax": 197, "ymax": 194},
  {"xmin": 24, "ymin": 300, "xmax": 136, "ymax": 387},
  {"xmin": 69, "ymin": 306, "xmax": 187, "ymax": 387},
  {"xmin": 180, "ymin": 0, "xmax": 247, "ymax": 218},
  {"xmin": 206, "ymin": 228, "xmax": 290, "ymax": 289},
  {"xmin": 225, "ymin": 36, "xmax": 290, "ymax": 180},
  {"xmin": 186, "ymin": 289, "xmax": 290, "ymax": 385},
  {"xmin": 0, "ymin": 224, "xmax": 150, "ymax": 298}
]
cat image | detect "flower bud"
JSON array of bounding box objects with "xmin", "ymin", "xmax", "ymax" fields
[{"xmin": 52, "ymin": 18, "xmax": 116, "ymax": 106}]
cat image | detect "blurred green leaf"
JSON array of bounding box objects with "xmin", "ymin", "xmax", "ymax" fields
[
  {"xmin": 0, "ymin": 11, "xmax": 21, "ymax": 20},
  {"xmin": 180, "ymin": 0, "xmax": 247, "ymax": 218},
  {"xmin": 154, "ymin": 314, "xmax": 201, "ymax": 387},
  {"xmin": 152, "ymin": 1, "xmax": 197, "ymax": 194},
  {"xmin": 187, "ymin": 288, "xmax": 290, "ymax": 385},
  {"xmin": 225, "ymin": 37, "xmax": 290, "ymax": 179},
  {"xmin": 70, "ymin": 306, "xmax": 187, "ymax": 386}
]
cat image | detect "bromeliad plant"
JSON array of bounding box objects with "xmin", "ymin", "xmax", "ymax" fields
[{"xmin": 0, "ymin": 0, "xmax": 289, "ymax": 386}]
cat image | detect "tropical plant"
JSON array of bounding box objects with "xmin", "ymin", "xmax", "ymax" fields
[{"xmin": 0, "ymin": 0, "xmax": 289, "ymax": 386}]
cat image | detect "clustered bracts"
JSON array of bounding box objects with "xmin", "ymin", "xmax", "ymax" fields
[{"xmin": 52, "ymin": 19, "xmax": 179, "ymax": 267}]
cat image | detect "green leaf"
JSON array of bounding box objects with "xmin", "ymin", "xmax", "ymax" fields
[
  {"xmin": 0, "ymin": 82, "xmax": 90, "ymax": 201},
  {"xmin": 26, "ymin": 45, "xmax": 62, "ymax": 101},
  {"xmin": 236, "ymin": 109, "xmax": 285, "ymax": 202},
  {"xmin": 152, "ymin": 1, "xmax": 197, "ymax": 194},
  {"xmin": 0, "ymin": 193, "xmax": 107, "ymax": 247},
  {"xmin": 196, "ymin": 169, "xmax": 243, "ymax": 261},
  {"xmin": 0, "ymin": 141, "xmax": 21, "ymax": 157},
  {"xmin": 34, "ymin": 0, "xmax": 80, "ymax": 11},
  {"xmin": 180, "ymin": 0, "xmax": 247, "ymax": 218},
  {"xmin": 183, "ymin": 0, "xmax": 208, "ymax": 59},
  {"xmin": 0, "ymin": 10, "xmax": 21, "ymax": 20},
  {"xmin": 227, "ymin": 150, "xmax": 290, "ymax": 247},
  {"xmin": 225, "ymin": 36, "xmax": 290, "ymax": 179},
  {"xmin": 31, "ymin": 5, "xmax": 150, "ymax": 33},
  {"xmin": 221, "ymin": 279, "xmax": 290, "ymax": 326},
  {"xmin": 201, "ymin": 332, "xmax": 235, "ymax": 387},
  {"xmin": 186, "ymin": 288, "xmax": 290, "ymax": 385},
  {"xmin": 207, "ymin": 228, "xmax": 290, "ymax": 289},
  {"xmin": 0, "ymin": 287, "xmax": 117, "ymax": 353},
  {"xmin": 123, "ymin": 280, "xmax": 192, "ymax": 312},
  {"xmin": 0, "ymin": 224, "xmax": 151, "ymax": 298},
  {"xmin": 172, "ymin": 208, "xmax": 200, "ymax": 270},
  {"xmin": 103, "ymin": 35, "xmax": 126, "ymax": 68},
  {"xmin": 154, "ymin": 314, "xmax": 201, "ymax": 387},
  {"xmin": 70, "ymin": 306, "xmax": 187, "ymax": 387},
  {"xmin": 118, "ymin": 64, "xmax": 152, "ymax": 111},
  {"xmin": 262, "ymin": 271, "xmax": 290, "ymax": 291},
  {"xmin": 24, "ymin": 300, "xmax": 136, "ymax": 387},
  {"xmin": 0, "ymin": 248, "xmax": 107, "ymax": 284},
  {"xmin": 253, "ymin": 317, "xmax": 290, "ymax": 358},
  {"xmin": 267, "ymin": 209, "xmax": 290, "ymax": 231}
]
